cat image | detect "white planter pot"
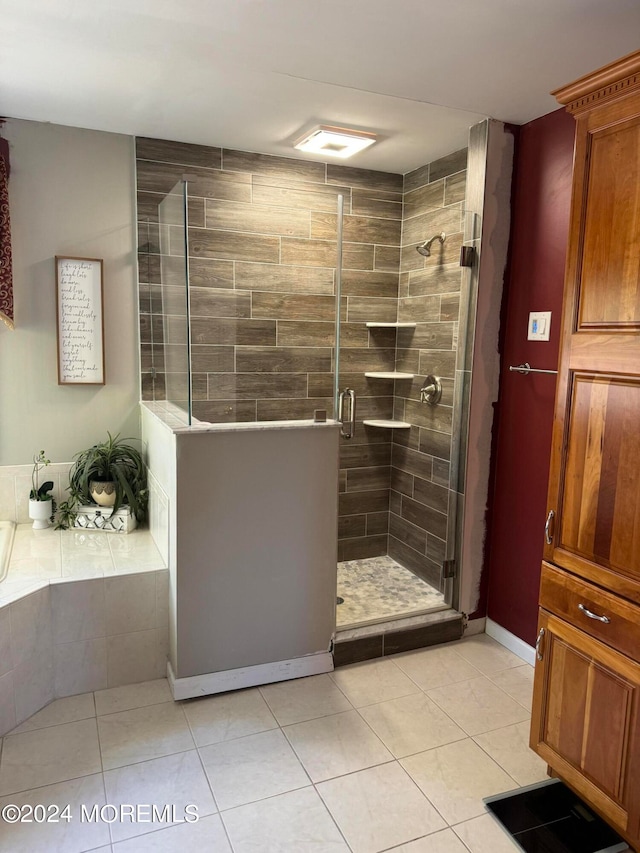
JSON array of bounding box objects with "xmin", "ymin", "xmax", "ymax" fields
[
  {"xmin": 90, "ymin": 481, "xmax": 117, "ymax": 507},
  {"xmin": 29, "ymin": 498, "xmax": 52, "ymax": 530}
]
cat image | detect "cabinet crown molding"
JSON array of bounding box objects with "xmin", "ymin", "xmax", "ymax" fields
[{"xmin": 552, "ymin": 49, "xmax": 640, "ymax": 114}]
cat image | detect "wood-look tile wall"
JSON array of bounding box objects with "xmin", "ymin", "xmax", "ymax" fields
[
  {"xmin": 388, "ymin": 149, "xmax": 468, "ymax": 586},
  {"xmin": 135, "ymin": 137, "xmax": 402, "ymax": 560}
]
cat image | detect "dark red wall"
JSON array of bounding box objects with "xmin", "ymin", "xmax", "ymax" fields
[{"xmin": 486, "ymin": 108, "xmax": 575, "ymax": 646}]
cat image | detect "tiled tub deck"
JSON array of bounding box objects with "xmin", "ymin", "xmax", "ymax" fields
[{"xmin": 0, "ymin": 524, "xmax": 168, "ymax": 736}]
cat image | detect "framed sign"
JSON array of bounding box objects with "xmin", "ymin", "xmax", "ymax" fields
[{"xmin": 55, "ymin": 256, "xmax": 105, "ymax": 385}]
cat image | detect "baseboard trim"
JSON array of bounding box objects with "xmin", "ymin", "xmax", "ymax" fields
[
  {"xmin": 465, "ymin": 617, "xmax": 486, "ymax": 636},
  {"xmin": 167, "ymin": 652, "xmax": 334, "ymax": 700},
  {"xmin": 486, "ymin": 618, "xmax": 536, "ymax": 666}
]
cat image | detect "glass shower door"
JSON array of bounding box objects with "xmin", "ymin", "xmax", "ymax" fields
[
  {"xmin": 155, "ymin": 178, "xmax": 192, "ymax": 425},
  {"xmin": 335, "ymin": 201, "xmax": 473, "ymax": 628},
  {"xmin": 334, "ymin": 193, "xmax": 356, "ymax": 437}
]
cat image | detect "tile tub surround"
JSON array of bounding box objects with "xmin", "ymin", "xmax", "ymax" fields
[
  {"xmin": 0, "ymin": 635, "xmax": 540, "ymax": 852},
  {"xmin": 0, "ymin": 525, "xmax": 168, "ymax": 736}
]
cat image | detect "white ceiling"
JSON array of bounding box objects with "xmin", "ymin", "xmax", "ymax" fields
[{"xmin": 1, "ymin": 0, "xmax": 639, "ymax": 173}]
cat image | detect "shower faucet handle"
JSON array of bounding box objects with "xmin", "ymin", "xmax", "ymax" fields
[{"xmin": 420, "ymin": 376, "xmax": 442, "ymax": 405}]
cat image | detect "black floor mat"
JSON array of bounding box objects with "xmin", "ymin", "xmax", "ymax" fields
[{"xmin": 484, "ymin": 779, "xmax": 629, "ymax": 853}]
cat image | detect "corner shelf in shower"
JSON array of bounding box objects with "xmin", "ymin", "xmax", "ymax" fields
[
  {"xmin": 362, "ymin": 419, "xmax": 412, "ymax": 429},
  {"xmin": 363, "ymin": 323, "xmax": 415, "ymax": 429},
  {"xmin": 365, "ymin": 322, "xmax": 417, "ymax": 328},
  {"xmin": 364, "ymin": 372, "xmax": 414, "ymax": 379}
]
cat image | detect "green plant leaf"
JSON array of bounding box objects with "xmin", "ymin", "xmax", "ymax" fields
[
  {"xmin": 68, "ymin": 433, "xmax": 147, "ymax": 521},
  {"xmin": 38, "ymin": 481, "xmax": 54, "ymax": 498}
]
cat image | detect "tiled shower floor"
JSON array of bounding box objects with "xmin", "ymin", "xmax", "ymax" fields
[{"xmin": 337, "ymin": 555, "xmax": 446, "ymax": 629}]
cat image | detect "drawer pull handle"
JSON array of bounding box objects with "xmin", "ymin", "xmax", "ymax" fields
[
  {"xmin": 578, "ymin": 603, "xmax": 610, "ymax": 624},
  {"xmin": 535, "ymin": 627, "xmax": 545, "ymax": 661}
]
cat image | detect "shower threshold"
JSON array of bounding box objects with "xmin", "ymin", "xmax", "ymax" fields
[
  {"xmin": 334, "ymin": 608, "xmax": 464, "ymax": 666},
  {"xmin": 333, "ymin": 555, "xmax": 463, "ymax": 666}
]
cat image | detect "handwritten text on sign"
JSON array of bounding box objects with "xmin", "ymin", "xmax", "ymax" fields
[{"xmin": 57, "ymin": 258, "xmax": 104, "ymax": 384}]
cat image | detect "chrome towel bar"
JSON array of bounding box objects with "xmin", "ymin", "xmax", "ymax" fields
[{"xmin": 509, "ymin": 362, "xmax": 558, "ymax": 376}]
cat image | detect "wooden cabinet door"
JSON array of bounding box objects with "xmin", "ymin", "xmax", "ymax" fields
[
  {"xmin": 531, "ymin": 611, "xmax": 640, "ymax": 843},
  {"xmin": 545, "ymin": 88, "xmax": 640, "ymax": 603}
]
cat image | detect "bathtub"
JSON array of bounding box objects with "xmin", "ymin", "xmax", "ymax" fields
[
  {"xmin": 0, "ymin": 520, "xmax": 15, "ymax": 583},
  {"xmin": 0, "ymin": 521, "xmax": 169, "ymax": 735}
]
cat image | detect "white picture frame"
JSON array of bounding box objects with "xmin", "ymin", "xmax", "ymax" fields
[{"xmin": 55, "ymin": 256, "xmax": 105, "ymax": 385}]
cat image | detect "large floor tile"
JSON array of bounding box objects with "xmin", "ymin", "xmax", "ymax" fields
[
  {"xmin": 490, "ymin": 665, "xmax": 535, "ymax": 711},
  {"xmin": 97, "ymin": 701, "xmax": 194, "ymax": 770},
  {"xmin": 359, "ymin": 691, "xmax": 466, "ymax": 758},
  {"xmin": 222, "ymin": 787, "xmax": 348, "ymax": 852},
  {"xmin": 0, "ymin": 718, "xmax": 101, "ymax": 795},
  {"xmin": 392, "ymin": 645, "xmax": 481, "ymax": 691},
  {"xmin": 452, "ymin": 635, "xmax": 524, "ymax": 675},
  {"xmin": 0, "ymin": 773, "xmax": 110, "ymax": 853},
  {"xmin": 199, "ymin": 728, "xmax": 309, "ymax": 811},
  {"xmin": 112, "ymin": 814, "xmax": 231, "ymax": 852},
  {"xmin": 401, "ymin": 738, "xmax": 515, "ymax": 825},
  {"xmin": 284, "ymin": 709, "xmax": 392, "ymax": 782},
  {"xmin": 94, "ymin": 678, "xmax": 173, "ymax": 716},
  {"xmin": 104, "ymin": 749, "xmax": 217, "ymax": 842},
  {"xmin": 329, "ymin": 658, "xmax": 419, "ymax": 707},
  {"xmin": 260, "ymin": 673, "xmax": 352, "ymax": 725},
  {"xmin": 9, "ymin": 692, "xmax": 95, "ymax": 735},
  {"xmin": 453, "ymin": 813, "xmax": 521, "ymax": 852},
  {"xmin": 474, "ymin": 721, "xmax": 547, "ymax": 786},
  {"xmin": 183, "ymin": 687, "xmax": 277, "ymax": 747},
  {"xmin": 390, "ymin": 829, "xmax": 470, "ymax": 852},
  {"xmin": 427, "ymin": 676, "xmax": 530, "ymax": 736},
  {"xmin": 317, "ymin": 762, "xmax": 445, "ymax": 853}
]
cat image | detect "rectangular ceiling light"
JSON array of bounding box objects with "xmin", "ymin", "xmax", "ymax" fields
[{"xmin": 293, "ymin": 125, "xmax": 377, "ymax": 158}]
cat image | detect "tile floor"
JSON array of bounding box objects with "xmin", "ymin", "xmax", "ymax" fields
[
  {"xmin": 0, "ymin": 634, "xmax": 547, "ymax": 852},
  {"xmin": 337, "ymin": 556, "xmax": 446, "ymax": 628}
]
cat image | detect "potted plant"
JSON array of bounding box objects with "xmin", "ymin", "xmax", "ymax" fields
[
  {"xmin": 29, "ymin": 450, "xmax": 55, "ymax": 529},
  {"xmin": 64, "ymin": 432, "xmax": 148, "ymax": 523}
]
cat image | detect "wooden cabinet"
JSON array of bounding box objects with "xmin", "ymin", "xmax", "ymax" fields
[
  {"xmin": 530, "ymin": 51, "xmax": 640, "ymax": 851},
  {"xmin": 531, "ymin": 610, "xmax": 640, "ymax": 839}
]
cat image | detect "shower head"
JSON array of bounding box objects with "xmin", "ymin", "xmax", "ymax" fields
[{"xmin": 417, "ymin": 232, "xmax": 446, "ymax": 257}]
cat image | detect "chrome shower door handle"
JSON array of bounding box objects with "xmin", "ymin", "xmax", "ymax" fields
[{"xmin": 338, "ymin": 388, "xmax": 356, "ymax": 439}]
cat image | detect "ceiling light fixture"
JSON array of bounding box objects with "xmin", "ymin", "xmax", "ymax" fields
[{"xmin": 293, "ymin": 125, "xmax": 377, "ymax": 159}]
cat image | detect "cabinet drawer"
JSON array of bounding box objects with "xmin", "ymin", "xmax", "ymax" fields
[{"xmin": 540, "ymin": 562, "xmax": 640, "ymax": 662}]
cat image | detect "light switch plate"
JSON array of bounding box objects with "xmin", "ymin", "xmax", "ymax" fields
[{"xmin": 527, "ymin": 311, "xmax": 551, "ymax": 341}]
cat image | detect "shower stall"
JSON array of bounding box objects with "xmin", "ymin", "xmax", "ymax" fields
[{"xmin": 136, "ymin": 127, "xmax": 499, "ymax": 691}]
